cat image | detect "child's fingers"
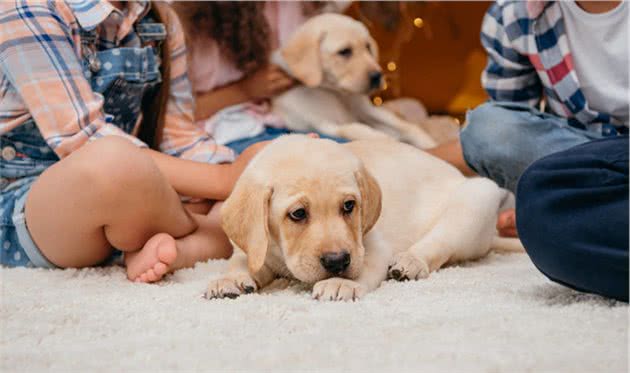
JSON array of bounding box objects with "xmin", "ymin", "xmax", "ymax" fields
[
  {"xmin": 269, "ymin": 64, "xmax": 289, "ymax": 75},
  {"xmin": 270, "ymin": 77, "xmax": 296, "ymax": 93},
  {"xmin": 269, "ymin": 69, "xmax": 294, "ymax": 82},
  {"xmin": 268, "ymin": 74, "xmax": 291, "ymax": 85}
]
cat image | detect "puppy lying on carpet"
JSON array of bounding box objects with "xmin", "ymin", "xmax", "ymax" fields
[
  {"xmin": 272, "ymin": 13, "xmax": 437, "ymax": 149},
  {"xmin": 206, "ymin": 136, "xmax": 522, "ymax": 301}
]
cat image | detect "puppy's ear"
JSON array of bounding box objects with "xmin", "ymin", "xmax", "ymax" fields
[
  {"xmin": 221, "ymin": 177, "xmax": 273, "ymax": 274},
  {"xmin": 355, "ymin": 166, "xmax": 382, "ymax": 234},
  {"xmin": 368, "ymin": 36, "xmax": 379, "ymax": 61},
  {"xmin": 281, "ymin": 24, "xmax": 325, "ymax": 87}
]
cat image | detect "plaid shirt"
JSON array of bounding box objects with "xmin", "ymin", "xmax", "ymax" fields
[
  {"xmin": 0, "ymin": 0, "xmax": 234, "ymax": 163},
  {"xmin": 481, "ymin": 0, "xmax": 627, "ymax": 135}
]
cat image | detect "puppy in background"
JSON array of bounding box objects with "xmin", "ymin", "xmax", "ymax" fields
[
  {"xmin": 272, "ymin": 14, "xmax": 437, "ymax": 149},
  {"xmin": 206, "ymin": 136, "xmax": 522, "ymax": 301}
]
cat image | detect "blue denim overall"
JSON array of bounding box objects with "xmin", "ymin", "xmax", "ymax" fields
[{"xmin": 0, "ymin": 17, "xmax": 166, "ymax": 268}]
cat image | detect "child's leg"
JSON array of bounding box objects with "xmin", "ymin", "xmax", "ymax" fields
[
  {"xmin": 460, "ymin": 101, "xmax": 601, "ymax": 192},
  {"xmin": 123, "ymin": 202, "xmax": 232, "ymax": 282},
  {"xmin": 23, "ymin": 137, "xmax": 200, "ymax": 281},
  {"xmin": 516, "ymin": 136, "xmax": 629, "ymax": 301},
  {"xmin": 169, "ymin": 202, "xmax": 232, "ymax": 271}
]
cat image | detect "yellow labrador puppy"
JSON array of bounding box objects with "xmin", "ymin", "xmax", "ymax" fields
[
  {"xmin": 271, "ymin": 14, "xmax": 437, "ymax": 149},
  {"xmin": 206, "ymin": 135, "xmax": 522, "ymax": 301}
]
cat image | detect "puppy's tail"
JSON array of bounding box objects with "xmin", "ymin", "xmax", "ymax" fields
[{"xmin": 490, "ymin": 235, "xmax": 525, "ymax": 253}]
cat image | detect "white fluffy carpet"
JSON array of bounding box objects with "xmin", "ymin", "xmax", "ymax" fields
[{"xmin": 1, "ymin": 253, "xmax": 627, "ymax": 372}]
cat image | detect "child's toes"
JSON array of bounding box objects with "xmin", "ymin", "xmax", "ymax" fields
[
  {"xmin": 125, "ymin": 233, "xmax": 178, "ymax": 283},
  {"xmin": 145, "ymin": 269, "xmax": 158, "ymax": 282},
  {"xmin": 154, "ymin": 262, "xmax": 168, "ymax": 277}
]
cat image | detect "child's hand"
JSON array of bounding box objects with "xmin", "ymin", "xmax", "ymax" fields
[
  {"xmin": 241, "ymin": 65, "xmax": 296, "ymax": 100},
  {"xmin": 227, "ymin": 141, "xmax": 271, "ymax": 189}
]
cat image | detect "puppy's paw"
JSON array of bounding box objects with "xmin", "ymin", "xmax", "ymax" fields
[
  {"xmin": 312, "ymin": 278, "xmax": 366, "ymax": 301},
  {"xmin": 388, "ymin": 252, "xmax": 430, "ymax": 281},
  {"xmin": 205, "ymin": 272, "xmax": 258, "ymax": 300}
]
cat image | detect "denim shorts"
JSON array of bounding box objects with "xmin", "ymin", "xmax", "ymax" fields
[
  {"xmin": 1, "ymin": 175, "xmax": 123, "ymax": 268},
  {"xmin": 1, "ymin": 176, "xmax": 56, "ymax": 268}
]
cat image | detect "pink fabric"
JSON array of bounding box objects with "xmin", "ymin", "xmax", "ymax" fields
[
  {"xmin": 526, "ymin": 1, "xmax": 547, "ymax": 18},
  {"xmin": 188, "ymin": 1, "xmax": 307, "ymax": 94}
]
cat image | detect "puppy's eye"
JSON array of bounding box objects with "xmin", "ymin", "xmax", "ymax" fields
[
  {"xmin": 289, "ymin": 208, "xmax": 308, "ymax": 222},
  {"xmin": 342, "ymin": 200, "xmax": 355, "ymax": 214},
  {"xmin": 366, "ymin": 43, "xmax": 372, "ymax": 54},
  {"xmin": 337, "ymin": 47, "xmax": 353, "ymax": 58}
]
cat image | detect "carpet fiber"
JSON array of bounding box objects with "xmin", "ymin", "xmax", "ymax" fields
[{"xmin": 1, "ymin": 253, "xmax": 627, "ymax": 372}]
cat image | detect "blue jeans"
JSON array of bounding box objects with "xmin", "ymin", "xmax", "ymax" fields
[
  {"xmin": 516, "ymin": 137, "xmax": 628, "ymax": 301},
  {"xmin": 460, "ymin": 101, "xmax": 606, "ymax": 192},
  {"xmin": 225, "ymin": 127, "xmax": 348, "ymax": 155}
]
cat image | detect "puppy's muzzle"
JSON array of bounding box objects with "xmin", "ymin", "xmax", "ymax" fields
[
  {"xmin": 368, "ymin": 71, "xmax": 382, "ymax": 90},
  {"xmin": 320, "ymin": 251, "xmax": 351, "ymax": 274}
]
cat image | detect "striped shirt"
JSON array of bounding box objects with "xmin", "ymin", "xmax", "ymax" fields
[
  {"xmin": 0, "ymin": 0, "xmax": 234, "ymax": 163},
  {"xmin": 481, "ymin": 0, "xmax": 628, "ymax": 135}
]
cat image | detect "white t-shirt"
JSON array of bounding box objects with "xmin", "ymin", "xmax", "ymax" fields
[{"xmin": 559, "ymin": 1, "xmax": 629, "ymax": 126}]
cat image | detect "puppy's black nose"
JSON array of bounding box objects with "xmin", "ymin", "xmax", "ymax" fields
[
  {"xmin": 369, "ymin": 71, "xmax": 382, "ymax": 90},
  {"xmin": 320, "ymin": 251, "xmax": 351, "ymax": 274}
]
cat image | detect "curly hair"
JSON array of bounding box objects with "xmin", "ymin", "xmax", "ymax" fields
[{"xmin": 174, "ymin": 2, "xmax": 325, "ymax": 76}]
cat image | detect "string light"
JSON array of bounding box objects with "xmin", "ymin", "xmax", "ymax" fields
[{"xmin": 356, "ymin": 3, "xmax": 431, "ymax": 100}]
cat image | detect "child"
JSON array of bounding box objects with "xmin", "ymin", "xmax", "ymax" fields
[
  {"xmin": 0, "ymin": 1, "xmax": 266, "ymax": 283},
  {"xmin": 429, "ymin": 1, "xmax": 628, "ymax": 300},
  {"xmin": 174, "ymin": 1, "xmax": 343, "ymax": 153}
]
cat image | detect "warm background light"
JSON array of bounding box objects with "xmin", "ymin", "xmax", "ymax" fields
[{"xmin": 347, "ymin": 2, "xmax": 490, "ymax": 117}]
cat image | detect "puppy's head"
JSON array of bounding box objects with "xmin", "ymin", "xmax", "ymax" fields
[
  {"xmin": 281, "ymin": 13, "xmax": 382, "ymax": 94},
  {"xmin": 221, "ymin": 135, "xmax": 382, "ymax": 283}
]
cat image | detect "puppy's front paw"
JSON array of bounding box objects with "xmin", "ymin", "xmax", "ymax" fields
[
  {"xmin": 388, "ymin": 252, "xmax": 429, "ymax": 281},
  {"xmin": 312, "ymin": 278, "xmax": 366, "ymax": 301},
  {"xmin": 205, "ymin": 272, "xmax": 258, "ymax": 300}
]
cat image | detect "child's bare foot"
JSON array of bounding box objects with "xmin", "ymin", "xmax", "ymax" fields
[
  {"xmin": 497, "ymin": 209, "xmax": 518, "ymax": 238},
  {"xmin": 125, "ymin": 233, "xmax": 178, "ymax": 283}
]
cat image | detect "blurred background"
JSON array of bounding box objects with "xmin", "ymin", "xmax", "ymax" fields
[{"xmin": 345, "ymin": 1, "xmax": 491, "ymax": 118}]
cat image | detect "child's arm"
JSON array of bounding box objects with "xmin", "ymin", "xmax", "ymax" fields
[
  {"xmin": 152, "ymin": 7, "xmax": 271, "ymax": 200},
  {"xmin": 0, "ymin": 2, "xmax": 146, "ymax": 159},
  {"xmin": 0, "ymin": 3, "xmax": 263, "ymax": 202},
  {"xmin": 194, "ymin": 64, "xmax": 296, "ymax": 120},
  {"xmin": 193, "ymin": 80, "xmax": 251, "ymax": 121},
  {"xmin": 146, "ymin": 141, "xmax": 266, "ymax": 201},
  {"xmin": 480, "ymin": 3, "xmax": 542, "ymax": 106}
]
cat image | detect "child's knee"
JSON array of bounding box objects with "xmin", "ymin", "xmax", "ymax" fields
[
  {"xmin": 72, "ymin": 137, "xmax": 159, "ymax": 194},
  {"xmin": 461, "ymin": 102, "xmax": 531, "ymax": 172}
]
